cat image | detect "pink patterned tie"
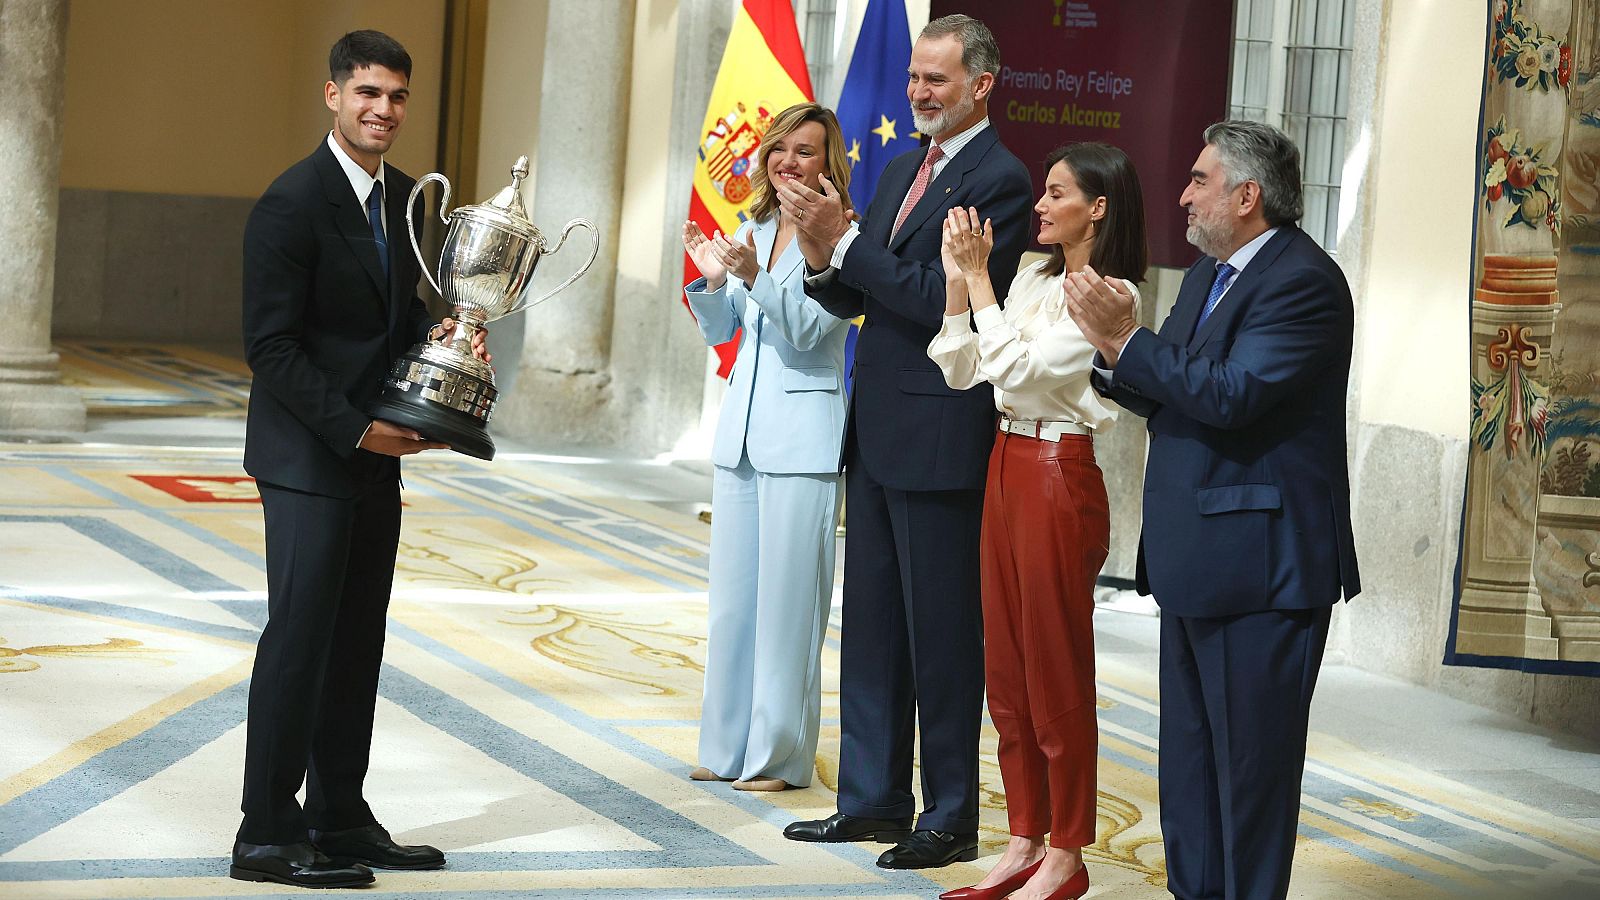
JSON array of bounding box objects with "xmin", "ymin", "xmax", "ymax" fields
[{"xmin": 891, "ymin": 143, "xmax": 944, "ymax": 239}]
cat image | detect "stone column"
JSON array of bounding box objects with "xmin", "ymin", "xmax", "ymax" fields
[
  {"xmin": 496, "ymin": 0, "xmax": 635, "ymax": 445},
  {"xmin": 0, "ymin": 0, "xmax": 85, "ymax": 434}
]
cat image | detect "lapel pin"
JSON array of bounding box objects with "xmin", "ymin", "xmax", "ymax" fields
[{"xmin": 945, "ymin": 187, "xmax": 951, "ymax": 193}]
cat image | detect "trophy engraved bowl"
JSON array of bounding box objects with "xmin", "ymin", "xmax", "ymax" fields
[{"xmin": 367, "ymin": 156, "xmax": 599, "ymax": 460}]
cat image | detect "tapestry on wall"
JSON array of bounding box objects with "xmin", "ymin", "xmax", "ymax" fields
[{"xmin": 1449, "ymin": 0, "xmax": 1600, "ymax": 675}]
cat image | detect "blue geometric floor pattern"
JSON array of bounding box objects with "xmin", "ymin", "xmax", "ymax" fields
[
  {"xmin": 1, "ymin": 440, "xmax": 1597, "ymax": 899},
  {"xmin": 54, "ymin": 342, "xmax": 251, "ymax": 415}
]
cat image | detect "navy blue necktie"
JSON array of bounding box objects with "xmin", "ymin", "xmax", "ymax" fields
[
  {"xmin": 367, "ymin": 181, "xmax": 389, "ymax": 280},
  {"xmin": 1195, "ymin": 261, "xmax": 1235, "ymax": 331}
]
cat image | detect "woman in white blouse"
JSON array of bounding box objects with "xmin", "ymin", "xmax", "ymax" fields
[{"xmin": 928, "ymin": 143, "xmax": 1147, "ymax": 900}]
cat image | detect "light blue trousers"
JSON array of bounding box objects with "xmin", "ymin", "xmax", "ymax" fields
[{"xmin": 699, "ymin": 455, "xmax": 841, "ymax": 786}]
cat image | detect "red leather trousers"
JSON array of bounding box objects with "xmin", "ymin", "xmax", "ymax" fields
[{"xmin": 980, "ymin": 430, "xmax": 1109, "ymax": 848}]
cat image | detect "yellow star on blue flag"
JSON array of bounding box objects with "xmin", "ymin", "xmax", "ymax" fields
[{"xmin": 871, "ymin": 115, "xmax": 898, "ymax": 146}]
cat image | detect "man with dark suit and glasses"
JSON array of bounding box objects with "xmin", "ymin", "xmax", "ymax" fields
[
  {"xmin": 774, "ymin": 14, "xmax": 1034, "ymax": 871},
  {"xmin": 233, "ymin": 29, "xmax": 484, "ymax": 889},
  {"xmin": 1068, "ymin": 120, "xmax": 1361, "ymax": 900}
]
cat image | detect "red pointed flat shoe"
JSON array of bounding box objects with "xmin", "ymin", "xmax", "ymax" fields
[
  {"xmin": 1042, "ymin": 863, "xmax": 1090, "ymax": 900},
  {"xmin": 939, "ymin": 857, "xmax": 1043, "ymax": 899}
]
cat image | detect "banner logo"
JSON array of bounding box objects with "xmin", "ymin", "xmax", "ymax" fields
[{"xmin": 1052, "ymin": 0, "xmax": 1099, "ymax": 29}]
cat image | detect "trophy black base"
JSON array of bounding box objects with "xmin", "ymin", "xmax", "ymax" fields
[{"xmin": 368, "ymin": 393, "xmax": 496, "ymax": 461}]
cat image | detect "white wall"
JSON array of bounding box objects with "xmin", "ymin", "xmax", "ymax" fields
[{"xmin": 1354, "ymin": 0, "xmax": 1482, "ymax": 438}]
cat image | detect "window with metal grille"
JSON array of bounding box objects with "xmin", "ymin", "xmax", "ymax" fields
[
  {"xmin": 797, "ymin": 0, "xmax": 839, "ymax": 105},
  {"xmin": 1230, "ymin": 0, "xmax": 1281, "ymax": 123},
  {"xmin": 1228, "ymin": 0, "xmax": 1354, "ymax": 253}
]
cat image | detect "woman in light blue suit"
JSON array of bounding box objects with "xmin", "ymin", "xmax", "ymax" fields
[{"xmin": 681, "ymin": 102, "xmax": 853, "ymax": 791}]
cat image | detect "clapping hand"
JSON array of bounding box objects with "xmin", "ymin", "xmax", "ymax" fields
[
  {"xmin": 795, "ymin": 202, "xmax": 860, "ymax": 272},
  {"xmin": 940, "ymin": 212, "xmax": 969, "ymax": 315},
  {"xmin": 777, "ymin": 174, "xmax": 851, "ymax": 245},
  {"xmin": 682, "ymin": 221, "xmax": 728, "ymax": 289},
  {"xmin": 709, "ymin": 229, "xmax": 761, "ymax": 286},
  {"xmin": 939, "ymin": 218, "xmax": 964, "ymax": 284},
  {"xmin": 942, "ymin": 206, "xmax": 993, "ymax": 277},
  {"xmin": 1062, "ymin": 265, "xmax": 1138, "ymax": 364},
  {"xmin": 796, "ymin": 225, "xmax": 832, "ymax": 271}
]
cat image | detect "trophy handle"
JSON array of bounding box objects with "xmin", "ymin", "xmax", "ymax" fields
[
  {"xmin": 406, "ymin": 173, "xmax": 453, "ymax": 299},
  {"xmin": 511, "ymin": 218, "xmax": 601, "ymax": 314}
]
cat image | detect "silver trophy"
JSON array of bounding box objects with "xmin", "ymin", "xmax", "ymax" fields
[{"xmin": 368, "ymin": 156, "xmax": 598, "ymax": 460}]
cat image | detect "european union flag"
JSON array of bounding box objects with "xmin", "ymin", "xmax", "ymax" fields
[
  {"xmin": 835, "ymin": 0, "xmax": 916, "ymax": 391},
  {"xmin": 835, "ymin": 0, "xmax": 918, "ymax": 210}
]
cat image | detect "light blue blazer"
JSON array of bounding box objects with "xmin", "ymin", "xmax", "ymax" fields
[{"xmin": 685, "ymin": 217, "xmax": 850, "ymax": 475}]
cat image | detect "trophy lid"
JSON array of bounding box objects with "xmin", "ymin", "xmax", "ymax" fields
[
  {"xmin": 455, "ymin": 156, "xmax": 541, "ymax": 240},
  {"xmin": 487, "ymin": 156, "xmax": 531, "ymax": 218}
]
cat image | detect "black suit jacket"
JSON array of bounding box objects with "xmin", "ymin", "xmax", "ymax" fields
[
  {"xmin": 242, "ymin": 141, "xmax": 433, "ymax": 498},
  {"xmin": 810, "ymin": 127, "xmax": 1034, "ymax": 491},
  {"xmin": 1095, "ymin": 227, "xmax": 1361, "ymax": 617}
]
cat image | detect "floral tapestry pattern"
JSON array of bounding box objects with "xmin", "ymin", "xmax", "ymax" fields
[
  {"xmin": 1449, "ymin": 0, "xmax": 1600, "ymax": 676},
  {"xmin": 1483, "ymin": 116, "xmax": 1563, "ymax": 233},
  {"xmin": 1492, "ymin": 0, "xmax": 1574, "ymax": 93}
]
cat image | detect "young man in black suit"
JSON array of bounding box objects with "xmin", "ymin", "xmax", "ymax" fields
[
  {"xmin": 776, "ymin": 14, "xmax": 1034, "ymax": 870},
  {"xmin": 233, "ymin": 29, "xmax": 484, "ymax": 889}
]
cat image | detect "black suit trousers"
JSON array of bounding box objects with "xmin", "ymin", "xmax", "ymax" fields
[
  {"xmin": 238, "ymin": 476, "xmax": 401, "ymax": 844},
  {"xmin": 836, "ymin": 444, "xmax": 985, "ymax": 833}
]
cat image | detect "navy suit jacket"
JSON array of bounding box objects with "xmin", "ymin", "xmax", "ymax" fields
[
  {"xmin": 1095, "ymin": 227, "xmax": 1361, "ymax": 617},
  {"xmin": 242, "ymin": 141, "xmax": 434, "ymax": 498},
  {"xmin": 809, "ymin": 126, "xmax": 1034, "ymax": 491}
]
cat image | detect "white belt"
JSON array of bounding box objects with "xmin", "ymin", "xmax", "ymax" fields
[{"xmin": 998, "ymin": 415, "xmax": 1092, "ymax": 442}]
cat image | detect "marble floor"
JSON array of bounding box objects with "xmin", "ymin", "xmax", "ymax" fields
[{"xmin": 1, "ymin": 342, "xmax": 1597, "ymax": 899}]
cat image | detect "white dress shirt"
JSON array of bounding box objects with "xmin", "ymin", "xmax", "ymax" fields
[
  {"xmin": 1201, "ymin": 226, "xmax": 1279, "ymax": 309},
  {"xmin": 327, "ymin": 131, "xmax": 388, "ymax": 237},
  {"xmin": 929, "ymin": 259, "xmax": 1140, "ymax": 432},
  {"xmin": 327, "ymin": 132, "xmax": 390, "ymax": 448},
  {"xmin": 827, "ymin": 117, "xmax": 993, "ymax": 268}
]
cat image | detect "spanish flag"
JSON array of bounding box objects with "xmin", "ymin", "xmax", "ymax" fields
[{"xmin": 686, "ymin": 0, "xmax": 814, "ymax": 378}]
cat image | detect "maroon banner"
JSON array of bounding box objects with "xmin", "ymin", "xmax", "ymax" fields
[{"xmin": 930, "ymin": 0, "xmax": 1233, "ymax": 267}]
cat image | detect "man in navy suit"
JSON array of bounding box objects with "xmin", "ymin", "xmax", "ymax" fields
[
  {"xmin": 774, "ymin": 14, "xmax": 1033, "ymax": 870},
  {"xmin": 233, "ymin": 30, "xmax": 483, "ymax": 889},
  {"xmin": 1068, "ymin": 120, "xmax": 1360, "ymax": 899}
]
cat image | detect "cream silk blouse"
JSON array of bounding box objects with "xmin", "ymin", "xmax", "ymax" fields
[{"xmin": 927, "ymin": 258, "xmax": 1142, "ymax": 432}]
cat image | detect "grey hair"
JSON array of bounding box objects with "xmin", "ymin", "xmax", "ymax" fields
[
  {"xmin": 1203, "ymin": 120, "xmax": 1304, "ymax": 226},
  {"xmin": 920, "ymin": 14, "xmax": 1000, "ymax": 78}
]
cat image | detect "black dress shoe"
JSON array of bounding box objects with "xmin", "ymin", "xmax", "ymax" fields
[
  {"xmin": 309, "ymin": 823, "xmax": 445, "ymax": 871},
  {"xmin": 230, "ymin": 840, "xmax": 375, "ymax": 888},
  {"xmin": 783, "ymin": 811, "xmax": 913, "ymax": 843},
  {"xmin": 876, "ymin": 829, "xmax": 980, "ymax": 869}
]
